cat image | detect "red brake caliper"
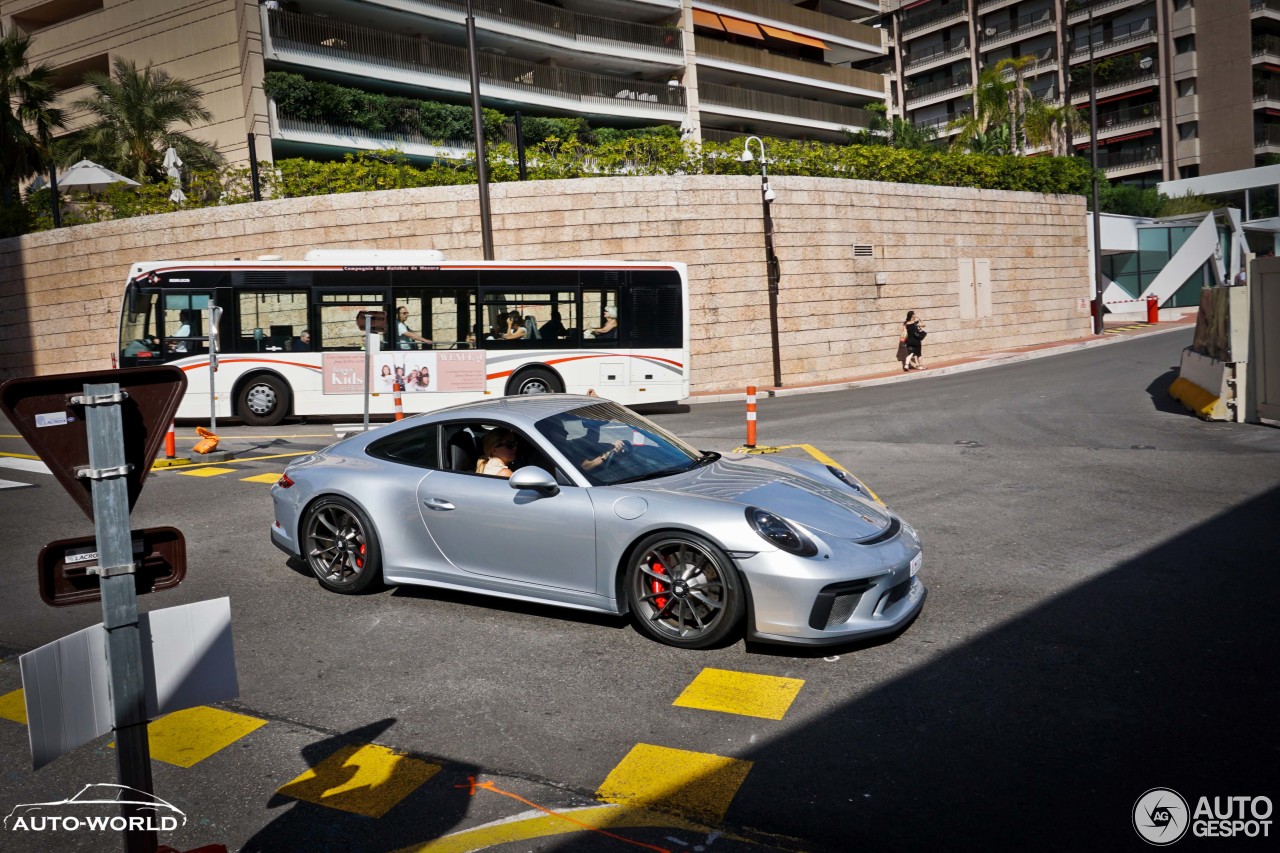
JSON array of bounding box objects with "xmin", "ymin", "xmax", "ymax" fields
[
  {"xmin": 650, "ymin": 558, "xmax": 669, "ymax": 610},
  {"xmin": 356, "ymin": 543, "xmax": 366, "ymax": 569}
]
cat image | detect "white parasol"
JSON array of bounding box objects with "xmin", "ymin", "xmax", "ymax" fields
[
  {"xmin": 57, "ymin": 159, "xmax": 141, "ymax": 193},
  {"xmin": 163, "ymin": 147, "xmax": 186, "ymax": 204}
]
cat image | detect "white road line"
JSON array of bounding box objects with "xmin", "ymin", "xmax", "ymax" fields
[
  {"xmin": 0, "ymin": 458, "xmax": 51, "ymax": 475},
  {"xmin": 0, "ymin": 479, "xmax": 34, "ymax": 490}
]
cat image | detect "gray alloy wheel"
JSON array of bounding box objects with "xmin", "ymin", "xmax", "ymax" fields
[
  {"xmin": 626, "ymin": 533, "xmax": 745, "ymax": 649},
  {"xmin": 303, "ymin": 497, "xmax": 381, "ymax": 594},
  {"xmin": 238, "ymin": 375, "xmax": 289, "ymax": 426},
  {"xmin": 511, "ymin": 368, "xmax": 561, "ymax": 395}
]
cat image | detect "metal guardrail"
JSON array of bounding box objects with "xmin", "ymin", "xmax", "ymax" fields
[
  {"xmin": 912, "ymin": 111, "xmax": 962, "ymax": 129},
  {"xmin": 905, "ymin": 37, "xmax": 968, "ymax": 71},
  {"xmin": 905, "ymin": 73, "xmax": 972, "ymax": 101},
  {"xmin": 699, "ymin": 82, "xmax": 874, "ymax": 128},
  {"xmin": 983, "ymin": 8, "xmax": 1053, "ymax": 43},
  {"xmin": 1086, "ymin": 145, "xmax": 1161, "ymax": 170},
  {"xmin": 1256, "ymin": 125, "xmax": 1280, "ymax": 146},
  {"xmin": 1069, "ymin": 18, "xmax": 1156, "ymax": 56},
  {"xmin": 1070, "ymin": 69, "xmax": 1158, "ymax": 99},
  {"xmin": 901, "ymin": 2, "xmax": 969, "ymax": 35},
  {"xmin": 267, "ymin": 10, "xmax": 686, "ymax": 113},
  {"xmin": 383, "ymin": 0, "xmax": 682, "ymax": 57},
  {"xmin": 1253, "ymin": 34, "xmax": 1280, "ymax": 56},
  {"xmin": 1255, "ymin": 78, "xmax": 1280, "ymax": 101}
]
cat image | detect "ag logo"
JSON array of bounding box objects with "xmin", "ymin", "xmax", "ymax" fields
[{"xmin": 1134, "ymin": 788, "xmax": 1190, "ymax": 845}]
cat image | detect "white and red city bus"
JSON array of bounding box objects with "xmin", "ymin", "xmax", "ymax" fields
[{"xmin": 118, "ymin": 250, "xmax": 690, "ymax": 425}]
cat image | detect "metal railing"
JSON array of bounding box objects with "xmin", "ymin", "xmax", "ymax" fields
[
  {"xmin": 1084, "ymin": 144, "xmax": 1161, "ymax": 170},
  {"xmin": 381, "ymin": 0, "xmax": 682, "ymax": 57},
  {"xmin": 901, "ymin": 2, "xmax": 969, "ymax": 35},
  {"xmin": 267, "ymin": 10, "xmax": 686, "ymax": 113},
  {"xmin": 1069, "ymin": 18, "xmax": 1156, "ymax": 56},
  {"xmin": 276, "ymin": 113, "xmax": 473, "ymax": 152},
  {"xmin": 912, "ymin": 111, "xmax": 963, "ymax": 129},
  {"xmin": 905, "ymin": 72, "xmax": 972, "ymax": 101},
  {"xmin": 982, "ymin": 8, "xmax": 1054, "ymax": 43},
  {"xmin": 1254, "ymin": 34, "xmax": 1280, "ymax": 56},
  {"xmin": 1082, "ymin": 102, "xmax": 1160, "ymax": 136},
  {"xmin": 699, "ymin": 82, "xmax": 874, "ymax": 128},
  {"xmin": 1255, "ymin": 77, "xmax": 1280, "ymax": 101},
  {"xmin": 1252, "ymin": 0, "xmax": 1280, "ymax": 12},
  {"xmin": 1070, "ymin": 67, "xmax": 1157, "ymax": 99},
  {"xmin": 1066, "ymin": 0, "xmax": 1149, "ymax": 21},
  {"xmin": 696, "ymin": 38, "xmax": 886, "ymax": 91},
  {"xmin": 1257, "ymin": 125, "xmax": 1280, "ymax": 146},
  {"xmin": 905, "ymin": 37, "xmax": 968, "ymax": 70}
]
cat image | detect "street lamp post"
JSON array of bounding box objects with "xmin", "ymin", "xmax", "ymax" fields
[
  {"xmin": 1088, "ymin": 8, "xmax": 1104, "ymax": 335},
  {"xmin": 465, "ymin": 0, "xmax": 494, "ymax": 260},
  {"xmin": 738, "ymin": 136, "xmax": 782, "ymax": 388}
]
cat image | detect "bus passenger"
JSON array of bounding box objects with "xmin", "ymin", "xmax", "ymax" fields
[
  {"xmin": 397, "ymin": 306, "xmax": 433, "ymax": 349},
  {"xmin": 502, "ymin": 311, "xmax": 529, "ymax": 341},
  {"xmin": 588, "ymin": 306, "xmax": 617, "ymax": 340}
]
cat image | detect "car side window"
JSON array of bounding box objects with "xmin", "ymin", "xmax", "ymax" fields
[
  {"xmin": 440, "ymin": 420, "xmax": 567, "ymax": 482},
  {"xmin": 366, "ymin": 424, "xmax": 441, "ymax": 469}
]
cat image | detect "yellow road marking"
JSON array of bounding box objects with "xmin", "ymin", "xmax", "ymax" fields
[
  {"xmin": 278, "ymin": 743, "xmax": 441, "ymax": 818},
  {"xmin": 0, "ymin": 435, "xmax": 25, "ymax": 439},
  {"xmin": 0, "ymin": 689, "xmax": 27, "ymax": 724},
  {"xmin": 241, "ymin": 473, "xmax": 282, "ymax": 484},
  {"xmin": 673, "ymin": 668, "xmax": 804, "ymax": 721},
  {"xmin": 156, "ymin": 450, "xmax": 313, "ymax": 473},
  {"xmin": 0, "ymin": 451, "xmax": 41, "ymax": 460},
  {"xmin": 111, "ymin": 706, "xmax": 266, "ymax": 767},
  {"xmin": 177, "ymin": 466, "xmax": 237, "ymax": 478},
  {"xmin": 596, "ymin": 744, "xmax": 753, "ymax": 824}
]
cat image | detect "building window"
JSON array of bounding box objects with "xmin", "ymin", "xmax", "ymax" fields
[
  {"xmin": 1177, "ymin": 79, "xmax": 1196, "ymax": 98},
  {"xmin": 1173, "ymin": 0, "xmax": 1192, "ymax": 10},
  {"xmin": 1178, "ymin": 122, "xmax": 1198, "ymax": 141},
  {"xmin": 1175, "ymin": 36, "xmax": 1195, "ymax": 54}
]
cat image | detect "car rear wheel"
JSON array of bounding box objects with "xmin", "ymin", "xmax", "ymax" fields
[
  {"xmin": 238, "ymin": 375, "xmax": 290, "ymax": 426},
  {"xmin": 302, "ymin": 496, "xmax": 381, "ymax": 593},
  {"xmin": 626, "ymin": 532, "xmax": 744, "ymax": 649}
]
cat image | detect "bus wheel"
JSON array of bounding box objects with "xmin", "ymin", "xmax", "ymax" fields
[
  {"xmin": 511, "ymin": 368, "xmax": 562, "ymax": 396},
  {"xmin": 238, "ymin": 375, "xmax": 289, "ymax": 426}
]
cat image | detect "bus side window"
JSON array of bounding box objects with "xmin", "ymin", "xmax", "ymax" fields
[{"xmin": 235, "ymin": 291, "xmax": 310, "ymax": 352}]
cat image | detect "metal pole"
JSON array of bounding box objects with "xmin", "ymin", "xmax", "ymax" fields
[
  {"xmin": 208, "ymin": 303, "xmax": 218, "ymax": 435},
  {"xmin": 1089, "ymin": 9, "xmax": 1104, "ymax": 336},
  {"xmin": 49, "ymin": 164, "xmax": 61, "ymax": 228},
  {"xmin": 363, "ymin": 313, "xmax": 373, "ymax": 431},
  {"xmin": 515, "ymin": 111, "xmax": 527, "ymax": 181},
  {"xmin": 247, "ymin": 133, "xmax": 262, "ymax": 202},
  {"xmin": 748, "ymin": 136, "xmax": 783, "ymax": 388},
  {"xmin": 81, "ymin": 382, "xmax": 156, "ymax": 853},
  {"xmin": 465, "ymin": 0, "xmax": 495, "ymax": 260}
]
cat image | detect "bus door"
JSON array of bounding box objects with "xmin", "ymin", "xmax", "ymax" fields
[
  {"xmin": 580, "ymin": 271, "xmax": 625, "ymax": 389},
  {"xmin": 390, "ymin": 268, "xmax": 478, "ymax": 351}
]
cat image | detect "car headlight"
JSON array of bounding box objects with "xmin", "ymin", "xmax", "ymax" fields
[
  {"xmin": 826, "ymin": 465, "xmax": 866, "ymax": 495},
  {"xmin": 746, "ymin": 507, "xmax": 818, "ymax": 557}
]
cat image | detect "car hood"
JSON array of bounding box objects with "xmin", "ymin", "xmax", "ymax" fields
[{"xmin": 621, "ymin": 455, "xmax": 893, "ymax": 541}]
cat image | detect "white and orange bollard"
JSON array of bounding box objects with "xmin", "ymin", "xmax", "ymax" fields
[
  {"xmin": 746, "ymin": 385, "xmax": 757, "ymax": 449},
  {"xmin": 393, "ymin": 382, "xmax": 405, "ymax": 421},
  {"xmin": 165, "ymin": 420, "xmax": 177, "ymax": 459}
]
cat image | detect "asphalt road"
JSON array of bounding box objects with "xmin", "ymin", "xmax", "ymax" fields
[{"xmin": 1, "ymin": 328, "xmax": 1278, "ymax": 853}]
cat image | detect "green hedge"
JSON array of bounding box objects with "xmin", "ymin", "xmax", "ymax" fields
[{"xmin": 6, "ymin": 140, "xmax": 1094, "ymax": 236}]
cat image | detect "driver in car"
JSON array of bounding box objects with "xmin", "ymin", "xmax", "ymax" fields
[{"xmin": 546, "ymin": 419, "xmax": 628, "ymax": 473}]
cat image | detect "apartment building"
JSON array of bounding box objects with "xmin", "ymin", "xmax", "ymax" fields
[
  {"xmin": 872, "ymin": 0, "xmax": 1268, "ymax": 185},
  {"xmin": 1, "ymin": 0, "xmax": 888, "ymax": 165}
]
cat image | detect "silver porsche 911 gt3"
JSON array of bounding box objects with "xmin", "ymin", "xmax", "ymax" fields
[{"xmin": 270, "ymin": 395, "xmax": 926, "ymax": 648}]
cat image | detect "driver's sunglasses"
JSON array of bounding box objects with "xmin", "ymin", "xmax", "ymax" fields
[{"xmin": 497, "ymin": 441, "xmax": 518, "ymax": 449}]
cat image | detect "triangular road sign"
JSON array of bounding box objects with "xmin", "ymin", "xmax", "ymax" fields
[{"xmin": 0, "ymin": 366, "xmax": 187, "ymax": 520}]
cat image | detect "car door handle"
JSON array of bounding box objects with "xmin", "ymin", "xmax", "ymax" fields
[{"xmin": 423, "ymin": 498, "xmax": 455, "ymax": 511}]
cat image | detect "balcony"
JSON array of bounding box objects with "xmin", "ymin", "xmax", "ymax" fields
[
  {"xmin": 979, "ymin": 9, "xmax": 1055, "ymax": 52},
  {"xmin": 699, "ymin": 81, "xmax": 874, "ymax": 131},
  {"xmin": 695, "ymin": 38, "xmax": 886, "ymax": 96},
  {"xmin": 977, "ymin": 0, "xmax": 1022, "ymax": 14},
  {"xmin": 1253, "ymin": 0, "xmax": 1280, "ymax": 19},
  {"xmin": 711, "ymin": 0, "xmax": 880, "ymax": 48},
  {"xmin": 1068, "ymin": 18, "xmax": 1157, "ymax": 61},
  {"xmin": 264, "ymin": 10, "xmax": 685, "ymax": 119},
  {"xmin": 1254, "ymin": 34, "xmax": 1280, "ymax": 62},
  {"xmin": 1070, "ymin": 65, "xmax": 1158, "ymax": 102},
  {"xmin": 1076, "ymin": 102, "xmax": 1160, "ymax": 143},
  {"xmin": 900, "ymin": 2, "xmax": 969, "ymax": 37},
  {"xmin": 904, "ymin": 72, "xmax": 972, "ymax": 108},
  {"xmin": 272, "ymin": 111, "xmax": 472, "ymax": 160},
  {"xmin": 1256, "ymin": 125, "xmax": 1280, "ymax": 153},
  {"xmin": 912, "ymin": 111, "xmax": 964, "ymax": 135},
  {"xmin": 1093, "ymin": 144, "xmax": 1162, "ymax": 175},
  {"xmin": 372, "ymin": 0, "xmax": 682, "ymax": 61},
  {"xmin": 1066, "ymin": 0, "xmax": 1153, "ymax": 24},
  {"xmin": 1255, "ymin": 77, "xmax": 1280, "ymax": 106},
  {"xmin": 904, "ymin": 37, "xmax": 969, "ymax": 73}
]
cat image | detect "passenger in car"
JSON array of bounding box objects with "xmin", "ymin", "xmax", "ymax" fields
[{"xmin": 475, "ymin": 429, "xmax": 518, "ymax": 478}]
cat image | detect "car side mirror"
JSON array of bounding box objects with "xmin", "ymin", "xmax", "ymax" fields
[{"xmin": 509, "ymin": 466, "xmax": 559, "ymax": 496}]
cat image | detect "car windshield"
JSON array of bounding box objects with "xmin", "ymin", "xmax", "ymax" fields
[{"xmin": 535, "ymin": 402, "xmax": 709, "ymax": 486}]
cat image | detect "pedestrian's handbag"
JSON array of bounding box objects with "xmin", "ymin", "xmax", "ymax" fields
[{"xmin": 917, "ymin": 328, "xmax": 927, "ymax": 340}]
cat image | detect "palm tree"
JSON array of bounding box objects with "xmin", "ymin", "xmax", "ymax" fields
[
  {"xmin": 0, "ymin": 26, "xmax": 64, "ymax": 206},
  {"xmin": 847, "ymin": 103, "xmax": 939, "ymax": 151},
  {"xmin": 1025, "ymin": 99, "xmax": 1086, "ymax": 157},
  {"xmin": 994, "ymin": 55, "xmax": 1037, "ymax": 155},
  {"xmin": 61, "ymin": 57, "xmax": 222, "ymax": 182},
  {"xmin": 948, "ymin": 63, "xmax": 1013, "ymax": 155}
]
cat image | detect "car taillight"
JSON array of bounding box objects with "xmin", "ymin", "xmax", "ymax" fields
[{"xmin": 276, "ymin": 473, "xmax": 294, "ymax": 489}]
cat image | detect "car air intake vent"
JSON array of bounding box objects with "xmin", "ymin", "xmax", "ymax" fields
[
  {"xmin": 809, "ymin": 578, "xmax": 877, "ymax": 630},
  {"xmin": 856, "ymin": 516, "xmax": 900, "ymax": 545}
]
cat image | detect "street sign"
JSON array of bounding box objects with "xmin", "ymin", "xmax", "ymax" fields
[
  {"xmin": 37, "ymin": 526, "xmax": 187, "ymax": 607},
  {"xmin": 0, "ymin": 366, "xmax": 186, "ymax": 520}
]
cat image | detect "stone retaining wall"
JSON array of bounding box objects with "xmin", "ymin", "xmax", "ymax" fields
[{"xmin": 0, "ymin": 174, "xmax": 1090, "ymax": 393}]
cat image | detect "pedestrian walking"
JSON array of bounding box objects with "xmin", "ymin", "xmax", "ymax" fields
[{"xmin": 901, "ymin": 311, "xmax": 927, "ymax": 370}]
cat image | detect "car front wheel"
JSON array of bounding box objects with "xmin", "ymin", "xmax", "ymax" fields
[
  {"xmin": 626, "ymin": 532, "xmax": 744, "ymax": 649},
  {"xmin": 302, "ymin": 496, "xmax": 382, "ymax": 593}
]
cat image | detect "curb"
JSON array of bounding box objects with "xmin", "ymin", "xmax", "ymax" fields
[{"xmin": 682, "ymin": 322, "xmax": 1194, "ymax": 405}]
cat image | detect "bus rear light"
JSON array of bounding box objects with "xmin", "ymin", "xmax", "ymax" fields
[{"xmin": 276, "ymin": 474, "xmax": 294, "ymax": 489}]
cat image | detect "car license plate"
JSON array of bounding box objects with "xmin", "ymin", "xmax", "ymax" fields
[{"xmin": 909, "ymin": 552, "xmax": 922, "ymax": 577}]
